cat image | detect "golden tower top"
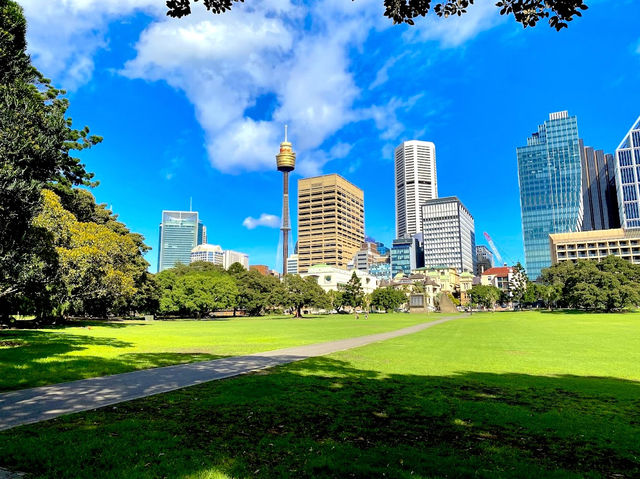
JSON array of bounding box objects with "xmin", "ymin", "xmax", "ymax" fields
[{"xmin": 276, "ymin": 124, "xmax": 296, "ymax": 172}]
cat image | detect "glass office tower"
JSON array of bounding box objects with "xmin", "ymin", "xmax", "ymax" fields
[
  {"xmin": 615, "ymin": 116, "xmax": 640, "ymax": 229},
  {"xmin": 158, "ymin": 211, "xmax": 201, "ymax": 272},
  {"xmin": 517, "ymin": 111, "xmax": 583, "ymax": 279}
]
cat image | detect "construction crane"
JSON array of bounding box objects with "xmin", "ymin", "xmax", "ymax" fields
[{"xmin": 483, "ymin": 232, "xmax": 504, "ymax": 266}]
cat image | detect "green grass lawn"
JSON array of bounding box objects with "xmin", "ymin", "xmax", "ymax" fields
[
  {"xmin": 0, "ymin": 313, "xmax": 438, "ymax": 392},
  {"xmin": 1, "ymin": 311, "xmax": 640, "ymax": 478}
]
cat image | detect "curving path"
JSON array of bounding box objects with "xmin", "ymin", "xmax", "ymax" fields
[{"xmin": 0, "ymin": 315, "xmax": 463, "ymax": 431}]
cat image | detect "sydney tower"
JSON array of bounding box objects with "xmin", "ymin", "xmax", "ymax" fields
[{"xmin": 276, "ymin": 126, "xmax": 296, "ymax": 276}]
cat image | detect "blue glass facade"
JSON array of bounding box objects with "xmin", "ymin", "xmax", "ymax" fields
[
  {"xmin": 615, "ymin": 116, "xmax": 640, "ymax": 229},
  {"xmin": 158, "ymin": 211, "xmax": 202, "ymax": 272},
  {"xmin": 517, "ymin": 112, "xmax": 583, "ymax": 279},
  {"xmin": 369, "ymin": 261, "xmax": 391, "ymax": 279},
  {"xmin": 390, "ymin": 236, "xmax": 422, "ymax": 277}
]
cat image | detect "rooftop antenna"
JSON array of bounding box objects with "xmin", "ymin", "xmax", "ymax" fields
[
  {"xmin": 284, "ymin": 124, "xmax": 288, "ymax": 142},
  {"xmin": 189, "ymin": 197, "xmax": 192, "ymax": 212}
]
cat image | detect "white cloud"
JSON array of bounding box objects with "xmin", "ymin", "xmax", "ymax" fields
[
  {"xmin": 19, "ymin": 0, "xmax": 504, "ymax": 176},
  {"xmin": 119, "ymin": 0, "xmax": 388, "ymax": 174},
  {"xmin": 18, "ymin": 0, "xmax": 162, "ymax": 87},
  {"xmin": 243, "ymin": 213, "xmax": 281, "ymax": 229}
]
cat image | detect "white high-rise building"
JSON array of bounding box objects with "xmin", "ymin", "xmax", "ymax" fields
[
  {"xmin": 421, "ymin": 197, "xmax": 476, "ymax": 273},
  {"xmin": 615, "ymin": 115, "xmax": 640, "ymax": 229},
  {"xmin": 395, "ymin": 140, "xmax": 438, "ymax": 239},
  {"xmin": 223, "ymin": 250, "xmax": 249, "ymax": 270}
]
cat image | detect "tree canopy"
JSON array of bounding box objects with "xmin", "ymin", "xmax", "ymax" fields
[
  {"xmin": 469, "ymin": 284, "xmax": 501, "ymax": 309},
  {"xmin": 165, "ymin": 0, "xmax": 588, "ymax": 30},
  {"xmin": 340, "ymin": 272, "xmax": 365, "ymax": 309},
  {"xmin": 370, "ymin": 287, "xmax": 406, "ymax": 312},
  {"xmin": 540, "ymin": 257, "xmax": 640, "ymax": 312},
  {"xmin": 283, "ymin": 274, "xmax": 326, "ymax": 317},
  {"xmin": 0, "ymin": 0, "xmax": 154, "ymax": 321}
]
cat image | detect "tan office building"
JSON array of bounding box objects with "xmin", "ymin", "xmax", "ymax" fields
[
  {"xmin": 549, "ymin": 228, "xmax": 640, "ymax": 265},
  {"xmin": 297, "ymin": 174, "xmax": 364, "ymax": 273}
]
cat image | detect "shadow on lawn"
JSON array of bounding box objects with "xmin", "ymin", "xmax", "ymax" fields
[
  {"xmin": 0, "ymin": 330, "xmax": 225, "ymax": 392},
  {"xmin": 1, "ymin": 356, "xmax": 639, "ymax": 478}
]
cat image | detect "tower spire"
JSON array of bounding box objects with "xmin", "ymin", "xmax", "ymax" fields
[{"xmin": 276, "ymin": 124, "xmax": 296, "ymax": 277}]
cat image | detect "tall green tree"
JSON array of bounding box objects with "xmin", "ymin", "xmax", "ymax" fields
[
  {"xmin": 235, "ymin": 269, "xmax": 283, "ymax": 316},
  {"xmin": 34, "ymin": 190, "xmax": 144, "ymax": 317},
  {"xmin": 0, "ymin": 0, "xmax": 101, "ymax": 318},
  {"xmin": 341, "ymin": 272, "xmax": 365, "ymax": 309},
  {"xmin": 283, "ymin": 275, "xmax": 326, "ymax": 317},
  {"xmin": 509, "ymin": 262, "xmax": 528, "ymax": 305},
  {"xmin": 469, "ymin": 285, "xmax": 501, "ymax": 309},
  {"xmin": 156, "ymin": 264, "xmax": 238, "ymax": 317},
  {"xmin": 325, "ymin": 289, "xmax": 346, "ymax": 313},
  {"xmin": 370, "ymin": 287, "xmax": 406, "ymax": 312}
]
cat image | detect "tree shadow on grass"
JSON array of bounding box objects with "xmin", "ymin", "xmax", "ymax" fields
[
  {"xmin": 0, "ymin": 330, "xmax": 226, "ymax": 392},
  {"xmin": 1, "ymin": 356, "xmax": 639, "ymax": 478}
]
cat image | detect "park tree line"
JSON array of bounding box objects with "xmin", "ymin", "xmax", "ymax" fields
[
  {"xmin": 153, "ymin": 264, "xmax": 412, "ymax": 318},
  {"xmin": 469, "ymin": 256, "xmax": 640, "ymax": 312}
]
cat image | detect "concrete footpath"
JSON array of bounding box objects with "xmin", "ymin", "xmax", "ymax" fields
[{"xmin": 0, "ymin": 315, "xmax": 462, "ymax": 431}]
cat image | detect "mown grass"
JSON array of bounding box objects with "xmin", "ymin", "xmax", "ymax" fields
[
  {"xmin": 1, "ymin": 311, "xmax": 639, "ymax": 478},
  {"xmin": 0, "ymin": 313, "xmax": 438, "ymax": 392}
]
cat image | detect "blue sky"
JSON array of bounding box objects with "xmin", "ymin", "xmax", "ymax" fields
[{"xmin": 18, "ymin": 0, "xmax": 640, "ymax": 272}]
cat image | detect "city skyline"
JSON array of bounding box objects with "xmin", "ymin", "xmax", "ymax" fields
[{"xmin": 16, "ymin": 1, "xmax": 640, "ymax": 273}]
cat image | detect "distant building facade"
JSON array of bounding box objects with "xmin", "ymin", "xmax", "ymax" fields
[
  {"xmin": 421, "ymin": 197, "xmax": 476, "ymax": 273},
  {"xmin": 351, "ymin": 242, "xmax": 391, "ymax": 280},
  {"xmin": 615, "ymin": 116, "xmax": 640, "ymax": 229},
  {"xmin": 250, "ymin": 265, "xmax": 270, "ymax": 276},
  {"xmin": 481, "ymin": 266, "xmax": 513, "ymax": 291},
  {"xmin": 517, "ymin": 111, "xmax": 584, "ymax": 279},
  {"xmin": 395, "ymin": 140, "xmax": 437, "ymax": 239},
  {"xmin": 375, "ymin": 241, "xmax": 389, "ymax": 256},
  {"xmin": 190, "ymin": 244, "xmax": 223, "ymax": 266},
  {"xmin": 158, "ymin": 211, "xmax": 204, "ymax": 272},
  {"xmin": 368, "ymin": 261, "xmax": 391, "ymax": 280},
  {"xmin": 287, "ymin": 254, "xmax": 299, "ymax": 275},
  {"xmin": 549, "ymin": 228, "xmax": 640, "ymax": 265},
  {"xmin": 297, "ymin": 174, "xmax": 364, "ymax": 273},
  {"xmin": 301, "ymin": 264, "xmax": 378, "ymax": 294},
  {"xmin": 475, "ymin": 245, "xmax": 494, "ymax": 275},
  {"xmin": 190, "ymin": 244, "xmax": 248, "ymax": 270},
  {"xmin": 223, "ymin": 250, "xmax": 249, "ymax": 270},
  {"xmin": 390, "ymin": 236, "xmax": 423, "ymax": 277},
  {"xmin": 580, "ymin": 141, "xmax": 620, "ymax": 231}
]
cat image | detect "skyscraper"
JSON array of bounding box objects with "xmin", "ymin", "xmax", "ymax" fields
[
  {"xmin": 614, "ymin": 115, "xmax": 640, "ymax": 229},
  {"xmin": 517, "ymin": 111, "xmax": 583, "ymax": 279},
  {"xmin": 297, "ymin": 174, "xmax": 364, "ymax": 273},
  {"xmin": 395, "ymin": 140, "xmax": 437, "ymax": 239},
  {"xmin": 421, "ymin": 197, "xmax": 476, "ymax": 273},
  {"xmin": 580, "ymin": 141, "xmax": 620, "ymax": 231},
  {"xmin": 157, "ymin": 211, "xmax": 204, "ymax": 272}
]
